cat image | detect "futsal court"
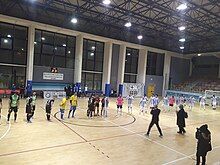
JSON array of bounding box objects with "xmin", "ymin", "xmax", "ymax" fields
[{"xmin": 0, "ymin": 98, "xmax": 219, "ymax": 165}]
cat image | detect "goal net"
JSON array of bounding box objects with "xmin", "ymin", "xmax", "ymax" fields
[
  {"xmin": 204, "ymin": 90, "xmax": 220, "ymax": 107},
  {"xmin": 122, "ymin": 83, "xmax": 145, "ymax": 97}
]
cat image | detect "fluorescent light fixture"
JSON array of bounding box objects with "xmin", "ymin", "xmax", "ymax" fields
[
  {"xmin": 21, "ymin": 48, "xmax": 24, "ymax": 51},
  {"xmin": 3, "ymin": 39, "xmax": 8, "ymax": 43},
  {"xmin": 54, "ymin": 47, "xmax": 57, "ymax": 50},
  {"xmin": 127, "ymin": 53, "xmax": 131, "ymax": 56},
  {"xmin": 179, "ymin": 38, "xmax": 186, "ymax": 42},
  {"xmin": 62, "ymin": 44, "xmax": 66, "ymax": 47},
  {"xmin": 91, "ymin": 46, "xmax": 95, "ymax": 50},
  {"xmin": 180, "ymin": 46, "xmax": 184, "ymax": 49},
  {"xmin": 90, "ymin": 52, "xmax": 94, "ymax": 56},
  {"xmin": 198, "ymin": 53, "xmax": 201, "ymax": 56},
  {"xmin": 103, "ymin": 0, "xmax": 111, "ymax": 5},
  {"xmin": 71, "ymin": 18, "xmax": 78, "ymax": 24},
  {"xmin": 177, "ymin": 4, "xmax": 187, "ymax": 10},
  {"xmin": 68, "ymin": 51, "xmax": 71, "ymax": 54},
  {"xmin": 137, "ymin": 35, "xmax": 143, "ymax": 40},
  {"xmin": 124, "ymin": 22, "xmax": 132, "ymax": 27},
  {"xmin": 7, "ymin": 34, "xmax": 12, "ymax": 38},
  {"xmin": 34, "ymin": 41, "xmax": 37, "ymax": 44},
  {"xmin": 41, "ymin": 37, "xmax": 45, "ymax": 41},
  {"xmin": 178, "ymin": 26, "xmax": 186, "ymax": 31}
]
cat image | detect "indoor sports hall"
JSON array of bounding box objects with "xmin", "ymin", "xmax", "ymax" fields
[{"xmin": 0, "ymin": 0, "xmax": 219, "ymax": 165}]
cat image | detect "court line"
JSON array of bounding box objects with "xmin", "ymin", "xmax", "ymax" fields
[
  {"xmin": 162, "ymin": 145, "xmax": 220, "ymax": 165},
  {"xmin": 0, "ymin": 115, "xmax": 11, "ymax": 141}
]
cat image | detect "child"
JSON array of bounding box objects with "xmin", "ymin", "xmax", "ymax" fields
[
  {"xmin": 45, "ymin": 99, "xmax": 54, "ymax": 121},
  {"xmin": 188, "ymin": 97, "xmax": 195, "ymax": 111},
  {"xmin": 163, "ymin": 95, "xmax": 169, "ymax": 111},
  {"xmin": 126, "ymin": 94, "xmax": 134, "ymax": 114},
  {"xmin": 95, "ymin": 95, "xmax": 100, "ymax": 116},
  {"xmin": 7, "ymin": 91, "xmax": 20, "ymax": 123},
  {"xmin": 60, "ymin": 97, "xmax": 67, "ymax": 120},
  {"xmin": 26, "ymin": 97, "xmax": 33, "ymax": 123},
  {"xmin": 31, "ymin": 92, "xmax": 37, "ymax": 118},
  {"xmin": 88, "ymin": 99, "xmax": 95, "ymax": 118},
  {"xmin": 139, "ymin": 95, "xmax": 148, "ymax": 115},
  {"xmin": 169, "ymin": 96, "xmax": 175, "ymax": 111},
  {"xmin": 68, "ymin": 93, "xmax": 78, "ymax": 118},
  {"xmin": 149, "ymin": 94, "xmax": 155, "ymax": 110},
  {"xmin": 153, "ymin": 94, "xmax": 159, "ymax": 107},
  {"xmin": 116, "ymin": 95, "xmax": 124, "ymax": 115}
]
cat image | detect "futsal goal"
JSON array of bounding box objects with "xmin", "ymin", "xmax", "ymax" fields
[
  {"xmin": 204, "ymin": 90, "xmax": 220, "ymax": 107},
  {"xmin": 122, "ymin": 83, "xmax": 145, "ymax": 97}
]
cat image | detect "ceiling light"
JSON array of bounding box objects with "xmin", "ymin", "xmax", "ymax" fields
[
  {"xmin": 178, "ymin": 26, "xmax": 186, "ymax": 31},
  {"xmin": 54, "ymin": 47, "xmax": 57, "ymax": 50},
  {"xmin": 91, "ymin": 46, "xmax": 95, "ymax": 50},
  {"xmin": 137, "ymin": 35, "xmax": 143, "ymax": 40},
  {"xmin": 177, "ymin": 4, "xmax": 187, "ymax": 10},
  {"xmin": 21, "ymin": 48, "xmax": 24, "ymax": 51},
  {"xmin": 71, "ymin": 18, "xmax": 78, "ymax": 24},
  {"xmin": 90, "ymin": 52, "xmax": 94, "ymax": 56},
  {"xmin": 103, "ymin": 0, "xmax": 111, "ymax": 5},
  {"xmin": 34, "ymin": 41, "xmax": 37, "ymax": 44},
  {"xmin": 68, "ymin": 51, "xmax": 71, "ymax": 54},
  {"xmin": 179, "ymin": 38, "xmax": 186, "ymax": 42},
  {"xmin": 41, "ymin": 37, "xmax": 45, "ymax": 41},
  {"xmin": 63, "ymin": 44, "xmax": 66, "ymax": 47},
  {"xmin": 3, "ymin": 39, "xmax": 8, "ymax": 43},
  {"xmin": 124, "ymin": 22, "xmax": 132, "ymax": 27},
  {"xmin": 127, "ymin": 53, "xmax": 131, "ymax": 56},
  {"xmin": 180, "ymin": 46, "xmax": 184, "ymax": 50},
  {"xmin": 198, "ymin": 53, "xmax": 201, "ymax": 56},
  {"xmin": 7, "ymin": 34, "xmax": 12, "ymax": 38}
]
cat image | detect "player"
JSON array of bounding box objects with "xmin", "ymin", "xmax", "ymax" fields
[
  {"xmin": 60, "ymin": 97, "xmax": 67, "ymax": 120},
  {"xmin": 0, "ymin": 98, "xmax": 2, "ymax": 123},
  {"xmin": 149, "ymin": 94, "xmax": 155, "ymax": 110},
  {"xmin": 95, "ymin": 95, "xmax": 100, "ymax": 116},
  {"xmin": 153, "ymin": 94, "xmax": 159, "ymax": 107},
  {"xmin": 163, "ymin": 95, "xmax": 169, "ymax": 111},
  {"xmin": 101, "ymin": 96, "xmax": 109, "ymax": 117},
  {"xmin": 169, "ymin": 96, "xmax": 175, "ymax": 111},
  {"xmin": 26, "ymin": 97, "xmax": 33, "ymax": 123},
  {"xmin": 68, "ymin": 93, "xmax": 78, "ymax": 118},
  {"xmin": 7, "ymin": 91, "xmax": 20, "ymax": 123},
  {"xmin": 126, "ymin": 94, "xmax": 134, "ymax": 114},
  {"xmin": 199, "ymin": 96, "xmax": 206, "ymax": 110},
  {"xmin": 188, "ymin": 96, "xmax": 195, "ymax": 111},
  {"xmin": 45, "ymin": 99, "xmax": 54, "ymax": 121},
  {"xmin": 139, "ymin": 95, "xmax": 148, "ymax": 115},
  {"xmin": 211, "ymin": 95, "xmax": 217, "ymax": 110},
  {"xmin": 31, "ymin": 92, "xmax": 37, "ymax": 118},
  {"xmin": 116, "ymin": 95, "xmax": 123, "ymax": 116}
]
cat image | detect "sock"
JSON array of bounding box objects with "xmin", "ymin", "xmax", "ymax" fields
[
  {"xmin": 7, "ymin": 113, "xmax": 10, "ymax": 121},
  {"xmin": 14, "ymin": 113, "xmax": 17, "ymax": 121}
]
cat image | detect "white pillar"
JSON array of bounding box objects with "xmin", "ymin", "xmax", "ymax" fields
[
  {"xmin": 74, "ymin": 35, "xmax": 83, "ymax": 86},
  {"xmin": 102, "ymin": 42, "xmax": 113, "ymax": 95},
  {"xmin": 137, "ymin": 49, "xmax": 147, "ymax": 84},
  {"xmin": 218, "ymin": 62, "xmax": 220, "ymax": 78},
  {"xmin": 26, "ymin": 26, "xmax": 35, "ymax": 94},
  {"xmin": 162, "ymin": 53, "xmax": 171, "ymax": 96},
  {"xmin": 189, "ymin": 59, "xmax": 193, "ymax": 77},
  {"xmin": 117, "ymin": 45, "xmax": 126, "ymax": 94}
]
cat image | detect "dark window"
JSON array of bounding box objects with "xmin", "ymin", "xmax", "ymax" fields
[
  {"xmin": 81, "ymin": 72, "xmax": 102, "ymax": 90},
  {"xmin": 34, "ymin": 29, "xmax": 76, "ymax": 69},
  {"xmin": 0, "ymin": 22, "xmax": 27, "ymax": 65}
]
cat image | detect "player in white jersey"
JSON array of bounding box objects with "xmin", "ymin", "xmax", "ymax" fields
[
  {"xmin": 211, "ymin": 95, "xmax": 217, "ymax": 110},
  {"xmin": 153, "ymin": 94, "xmax": 159, "ymax": 107},
  {"xmin": 139, "ymin": 95, "xmax": 148, "ymax": 115},
  {"xmin": 163, "ymin": 95, "xmax": 169, "ymax": 111},
  {"xmin": 149, "ymin": 94, "xmax": 155, "ymax": 110},
  {"xmin": 188, "ymin": 96, "xmax": 195, "ymax": 111},
  {"xmin": 199, "ymin": 96, "xmax": 206, "ymax": 110},
  {"xmin": 126, "ymin": 94, "xmax": 134, "ymax": 114}
]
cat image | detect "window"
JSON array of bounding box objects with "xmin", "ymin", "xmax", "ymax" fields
[
  {"xmin": 81, "ymin": 72, "xmax": 102, "ymax": 90},
  {"xmin": 34, "ymin": 29, "xmax": 76, "ymax": 68},
  {"xmin": 0, "ymin": 22, "xmax": 28, "ymax": 65},
  {"xmin": 124, "ymin": 47, "xmax": 139, "ymax": 83},
  {"xmin": 146, "ymin": 51, "xmax": 164, "ymax": 76}
]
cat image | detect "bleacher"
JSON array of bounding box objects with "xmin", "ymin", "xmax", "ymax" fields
[{"xmin": 171, "ymin": 78, "xmax": 220, "ymax": 93}]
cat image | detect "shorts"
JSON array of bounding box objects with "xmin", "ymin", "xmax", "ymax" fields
[
  {"xmin": 9, "ymin": 107, "xmax": 18, "ymax": 113},
  {"xmin": 117, "ymin": 105, "xmax": 122, "ymax": 109},
  {"xmin": 128, "ymin": 104, "xmax": 132, "ymax": 108},
  {"xmin": 46, "ymin": 109, "xmax": 51, "ymax": 113},
  {"xmin": 32, "ymin": 105, "xmax": 36, "ymax": 111},
  {"xmin": 60, "ymin": 109, "xmax": 65, "ymax": 114},
  {"xmin": 95, "ymin": 103, "xmax": 99, "ymax": 107},
  {"xmin": 70, "ymin": 106, "xmax": 76, "ymax": 111},
  {"xmin": 169, "ymin": 104, "xmax": 173, "ymax": 107},
  {"xmin": 101, "ymin": 103, "xmax": 105, "ymax": 108}
]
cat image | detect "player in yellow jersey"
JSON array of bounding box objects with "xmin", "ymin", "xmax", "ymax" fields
[
  {"xmin": 60, "ymin": 97, "xmax": 67, "ymax": 120},
  {"xmin": 68, "ymin": 93, "xmax": 78, "ymax": 118}
]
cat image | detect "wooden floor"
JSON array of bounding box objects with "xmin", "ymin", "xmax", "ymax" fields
[{"xmin": 0, "ymin": 97, "xmax": 220, "ymax": 165}]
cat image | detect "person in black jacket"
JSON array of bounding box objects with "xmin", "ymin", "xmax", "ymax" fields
[
  {"xmin": 176, "ymin": 104, "xmax": 188, "ymax": 134},
  {"xmin": 26, "ymin": 97, "xmax": 33, "ymax": 123},
  {"xmin": 145, "ymin": 105, "xmax": 163, "ymax": 137},
  {"xmin": 45, "ymin": 99, "xmax": 54, "ymax": 121},
  {"xmin": 196, "ymin": 124, "xmax": 212, "ymax": 165}
]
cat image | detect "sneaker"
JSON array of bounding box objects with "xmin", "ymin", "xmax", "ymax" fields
[
  {"xmin": 145, "ymin": 133, "xmax": 149, "ymax": 137},
  {"xmin": 177, "ymin": 131, "xmax": 182, "ymax": 134},
  {"xmin": 159, "ymin": 135, "xmax": 163, "ymax": 138}
]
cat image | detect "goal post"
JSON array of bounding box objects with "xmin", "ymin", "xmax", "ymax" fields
[{"xmin": 122, "ymin": 83, "xmax": 145, "ymax": 97}]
